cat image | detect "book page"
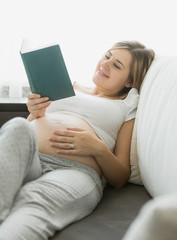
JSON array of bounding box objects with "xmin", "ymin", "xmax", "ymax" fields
[{"xmin": 20, "ymin": 39, "xmax": 58, "ymax": 53}]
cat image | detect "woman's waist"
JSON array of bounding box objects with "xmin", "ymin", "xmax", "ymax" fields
[
  {"xmin": 39, "ymin": 152, "xmax": 102, "ymax": 180},
  {"xmin": 30, "ymin": 113, "xmax": 102, "ymax": 177},
  {"xmin": 39, "ymin": 148, "xmax": 102, "ymax": 177}
]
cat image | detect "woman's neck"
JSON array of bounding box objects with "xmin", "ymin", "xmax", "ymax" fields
[
  {"xmin": 93, "ymin": 87, "xmax": 128, "ymax": 100},
  {"xmin": 73, "ymin": 81, "xmax": 127, "ymax": 100}
]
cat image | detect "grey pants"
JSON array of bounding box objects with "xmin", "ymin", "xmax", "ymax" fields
[{"xmin": 0, "ymin": 117, "xmax": 103, "ymax": 240}]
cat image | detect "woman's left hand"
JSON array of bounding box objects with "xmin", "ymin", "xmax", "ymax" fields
[{"xmin": 48, "ymin": 127, "xmax": 103, "ymax": 156}]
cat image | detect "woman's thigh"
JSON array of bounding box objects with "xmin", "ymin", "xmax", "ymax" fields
[{"xmin": 0, "ymin": 168, "xmax": 103, "ymax": 240}]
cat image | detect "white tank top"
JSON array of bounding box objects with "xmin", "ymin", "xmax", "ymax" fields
[{"xmin": 47, "ymin": 88, "xmax": 139, "ymax": 152}]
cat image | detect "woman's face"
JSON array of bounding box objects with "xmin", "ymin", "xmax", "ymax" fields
[{"xmin": 92, "ymin": 48, "xmax": 133, "ymax": 97}]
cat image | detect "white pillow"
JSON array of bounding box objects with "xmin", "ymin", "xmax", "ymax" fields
[
  {"xmin": 136, "ymin": 55, "xmax": 177, "ymax": 197},
  {"xmin": 122, "ymin": 193, "xmax": 177, "ymax": 240},
  {"xmin": 129, "ymin": 115, "xmax": 142, "ymax": 185}
]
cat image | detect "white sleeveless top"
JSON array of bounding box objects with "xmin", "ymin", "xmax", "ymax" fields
[{"xmin": 47, "ymin": 88, "xmax": 139, "ymax": 152}]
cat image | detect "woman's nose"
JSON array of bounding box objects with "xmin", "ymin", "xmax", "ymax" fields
[{"xmin": 101, "ymin": 60, "xmax": 110, "ymax": 70}]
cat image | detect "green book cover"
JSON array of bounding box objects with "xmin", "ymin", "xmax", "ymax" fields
[{"xmin": 20, "ymin": 42, "xmax": 75, "ymax": 101}]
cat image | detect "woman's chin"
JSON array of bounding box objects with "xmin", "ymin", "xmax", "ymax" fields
[{"xmin": 92, "ymin": 74, "xmax": 102, "ymax": 86}]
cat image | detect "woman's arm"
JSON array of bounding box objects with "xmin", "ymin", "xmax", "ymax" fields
[
  {"xmin": 49, "ymin": 119, "xmax": 135, "ymax": 189},
  {"xmin": 93, "ymin": 119, "xmax": 134, "ymax": 188}
]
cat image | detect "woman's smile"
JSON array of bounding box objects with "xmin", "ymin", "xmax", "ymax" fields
[{"xmin": 97, "ymin": 69, "xmax": 109, "ymax": 78}]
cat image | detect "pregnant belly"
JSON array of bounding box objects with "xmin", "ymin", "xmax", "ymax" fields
[{"xmin": 30, "ymin": 113, "xmax": 102, "ymax": 177}]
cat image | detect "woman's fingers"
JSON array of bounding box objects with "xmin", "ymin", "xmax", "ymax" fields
[
  {"xmin": 28, "ymin": 93, "xmax": 41, "ymax": 100},
  {"xmin": 27, "ymin": 96, "xmax": 50, "ymax": 107},
  {"xmin": 48, "ymin": 135, "xmax": 73, "ymax": 143},
  {"xmin": 29, "ymin": 100, "xmax": 51, "ymax": 110},
  {"xmin": 49, "ymin": 136, "xmax": 77, "ymax": 154},
  {"xmin": 66, "ymin": 127, "xmax": 84, "ymax": 132},
  {"xmin": 56, "ymin": 149, "xmax": 76, "ymax": 154},
  {"xmin": 27, "ymin": 93, "xmax": 51, "ymax": 118},
  {"xmin": 52, "ymin": 129, "xmax": 77, "ymax": 137},
  {"xmin": 48, "ymin": 128, "xmax": 95, "ymax": 156},
  {"xmin": 50, "ymin": 142, "xmax": 73, "ymax": 149}
]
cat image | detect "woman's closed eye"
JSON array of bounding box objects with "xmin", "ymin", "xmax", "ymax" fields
[
  {"xmin": 114, "ymin": 63, "xmax": 120, "ymax": 69},
  {"xmin": 105, "ymin": 54, "xmax": 110, "ymax": 60},
  {"xmin": 104, "ymin": 54, "xmax": 121, "ymax": 69}
]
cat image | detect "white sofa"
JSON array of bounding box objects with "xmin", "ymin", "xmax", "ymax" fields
[
  {"xmin": 50, "ymin": 55, "xmax": 177, "ymax": 240},
  {"xmin": 123, "ymin": 55, "xmax": 177, "ymax": 239}
]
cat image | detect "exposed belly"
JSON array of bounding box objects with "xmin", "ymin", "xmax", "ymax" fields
[{"xmin": 30, "ymin": 113, "xmax": 102, "ymax": 177}]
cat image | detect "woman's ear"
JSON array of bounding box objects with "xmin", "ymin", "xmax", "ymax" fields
[{"xmin": 125, "ymin": 80, "xmax": 133, "ymax": 88}]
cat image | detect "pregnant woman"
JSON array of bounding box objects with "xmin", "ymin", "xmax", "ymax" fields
[{"xmin": 0, "ymin": 40, "xmax": 155, "ymax": 240}]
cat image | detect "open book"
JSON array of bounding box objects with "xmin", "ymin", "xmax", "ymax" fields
[{"xmin": 20, "ymin": 40, "xmax": 75, "ymax": 101}]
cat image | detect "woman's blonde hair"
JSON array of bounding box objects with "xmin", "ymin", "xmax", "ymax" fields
[{"xmin": 111, "ymin": 40, "xmax": 155, "ymax": 95}]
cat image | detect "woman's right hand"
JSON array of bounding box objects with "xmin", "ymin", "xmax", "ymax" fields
[{"xmin": 27, "ymin": 93, "xmax": 51, "ymax": 120}]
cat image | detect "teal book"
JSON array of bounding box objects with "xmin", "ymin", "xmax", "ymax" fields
[{"xmin": 20, "ymin": 41, "xmax": 75, "ymax": 101}]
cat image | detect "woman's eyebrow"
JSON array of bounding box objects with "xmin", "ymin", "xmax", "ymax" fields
[
  {"xmin": 116, "ymin": 59, "xmax": 125, "ymax": 68},
  {"xmin": 108, "ymin": 50, "xmax": 125, "ymax": 68}
]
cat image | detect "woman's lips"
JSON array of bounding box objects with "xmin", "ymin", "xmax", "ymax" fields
[{"xmin": 97, "ymin": 69, "xmax": 109, "ymax": 78}]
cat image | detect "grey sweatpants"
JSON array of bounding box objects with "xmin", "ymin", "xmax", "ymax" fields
[{"xmin": 0, "ymin": 117, "xmax": 103, "ymax": 240}]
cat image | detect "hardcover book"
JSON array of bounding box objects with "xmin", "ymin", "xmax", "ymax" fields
[{"xmin": 20, "ymin": 40, "xmax": 75, "ymax": 101}]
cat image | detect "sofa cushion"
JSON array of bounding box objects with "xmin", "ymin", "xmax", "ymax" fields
[
  {"xmin": 50, "ymin": 183, "xmax": 151, "ymax": 240},
  {"xmin": 136, "ymin": 56, "xmax": 177, "ymax": 197}
]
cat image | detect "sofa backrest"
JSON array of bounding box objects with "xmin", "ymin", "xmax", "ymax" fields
[{"xmin": 135, "ymin": 55, "xmax": 177, "ymax": 197}]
